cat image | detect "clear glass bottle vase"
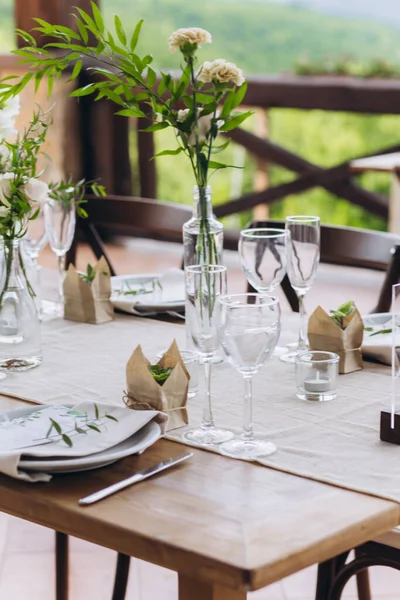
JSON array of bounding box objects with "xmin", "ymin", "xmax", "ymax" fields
[
  {"xmin": 183, "ymin": 186, "xmax": 224, "ymax": 267},
  {"xmin": 0, "ymin": 238, "xmax": 42, "ymax": 371}
]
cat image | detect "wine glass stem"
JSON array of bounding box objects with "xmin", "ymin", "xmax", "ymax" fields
[
  {"xmin": 242, "ymin": 375, "xmax": 254, "ymax": 441},
  {"xmin": 298, "ymin": 292, "xmax": 307, "ymax": 350},
  {"xmin": 57, "ymin": 254, "xmax": 66, "ymax": 302},
  {"xmin": 201, "ymin": 360, "xmax": 214, "ymax": 430}
]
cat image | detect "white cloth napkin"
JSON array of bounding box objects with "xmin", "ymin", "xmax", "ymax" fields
[
  {"xmin": 0, "ymin": 402, "xmax": 167, "ymax": 482},
  {"xmin": 362, "ymin": 318, "xmax": 399, "ymax": 366},
  {"xmin": 111, "ymin": 268, "xmax": 185, "ymax": 315}
]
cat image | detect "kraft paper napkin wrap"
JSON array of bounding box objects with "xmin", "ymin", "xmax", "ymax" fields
[
  {"xmin": 63, "ymin": 257, "xmax": 114, "ymax": 324},
  {"xmin": 308, "ymin": 306, "xmax": 364, "ymax": 373},
  {"xmin": 125, "ymin": 340, "xmax": 189, "ymax": 431}
]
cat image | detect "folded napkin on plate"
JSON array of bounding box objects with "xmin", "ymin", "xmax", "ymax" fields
[
  {"xmin": 362, "ymin": 328, "xmax": 399, "ymax": 366},
  {"xmin": 111, "ymin": 268, "xmax": 184, "ymax": 315},
  {"xmin": 0, "ymin": 402, "xmax": 167, "ymax": 482}
]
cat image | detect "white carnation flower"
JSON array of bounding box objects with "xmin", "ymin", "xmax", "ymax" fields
[
  {"xmin": 0, "ymin": 205, "xmax": 9, "ymax": 218},
  {"xmin": 2, "ymin": 95, "xmax": 20, "ymax": 117},
  {"xmin": 0, "ymin": 95, "xmax": 20, "ymax": 141},
  {"xmin": 23, "ymin": 178, "xmax": 49, "ymax": 206},
  {"xmin": 176, "ymin": 108, "xmax": 219, "ymax": 145},
  {"xmin": 168, "ymin": 27, "xmax": 212, "ymax": 54},
  {"xmin": 0, "ymin": 173, "xmax": 15, "ymax": 208},
  {"xmin": 198, "ymin": 59, "xmax": 245, "ymax": 87}
]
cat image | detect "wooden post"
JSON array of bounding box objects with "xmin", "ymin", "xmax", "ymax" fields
[
  {"xmin": 253, "ymin": 108, "xmax": 270, "ymax": 220},
  {"xmin": 14, "ymin": 0, "xmax": 99, "ymax": 47}
]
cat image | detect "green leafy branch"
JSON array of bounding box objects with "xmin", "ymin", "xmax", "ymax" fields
[
  {"xmin": 48, "ymin": 177, "xmax": 106, "ymax": 218},
  {"xmin": 79, "ymin": 262, "xmax": 108, "ymax": 285},
  {"xmin": 45, "ymin": 403, "xmax": 118, "ymax": 447},
  {"xmin": 0, "ymin": 2, "xmax": 252, "ymax": 186}
]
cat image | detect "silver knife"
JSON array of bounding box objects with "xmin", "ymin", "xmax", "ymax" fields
[{"xmin": 78, "ymin": 451, "xmax": 193, "ymax": 506}]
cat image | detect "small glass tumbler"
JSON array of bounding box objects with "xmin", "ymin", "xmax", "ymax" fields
[
  {"xmin": 295, "ymin": 351, "xmax": 339, "ymax": 402},
  {"xmin": 155, "ymin": 349, "xmax": 199, "ymax": 398}
]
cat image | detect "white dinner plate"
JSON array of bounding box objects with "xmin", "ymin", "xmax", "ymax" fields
[
  {"xmin": 111, "ymin": 272, "xmax": 185, "ymax": 315},
  {"xmin": 2, "ymin": 405, "xmax": 161, "ymax": 474},
  {"xmin": 363, "ymin": 312, "xmax": 391, "ymax": 329}
]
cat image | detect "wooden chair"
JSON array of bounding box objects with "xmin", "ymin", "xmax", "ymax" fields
[{"xmin": 67, "ymin": 194, "xmax": 192, "ymax": 274}]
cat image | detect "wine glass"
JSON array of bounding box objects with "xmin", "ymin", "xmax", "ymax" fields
[
  {"xmin": 239, "ymin": 228, "xmax": 289, "ymax": 293},
  {"xmin": 281, "ymin": 215, "xmax": 320, "ymax": 363},
  {"xmin": 218, "ymin": 293, "xmax": 281, "ymax": 460},
  {"xmin": 25, "ymin": 208, "xmax": 48, "ymax": 264},
  {"xmin": 44, "ymin": 199, "xmax": 76, "ymax": 312},
  {"xmin": 182, "ymin": 264, "xmax": 234, "ymax": 446}
]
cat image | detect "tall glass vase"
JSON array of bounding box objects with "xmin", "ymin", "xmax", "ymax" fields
[
  {"xmin": 0, "ymin": 238, "xmax": 42, "ymax": 371},
  {"xmin": 182, "ymin": 186, "xmax": 224, "ymax": 267},
  {"xmin": 183, "ymin": 186, "xmax": 224, "ymax": 362}
]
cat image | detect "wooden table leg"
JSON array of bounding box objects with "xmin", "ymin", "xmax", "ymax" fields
[
  {"xmin": 179, "ymin": 575, "xmax": 246, "ymax": 600},
  {"xmin": 55, "ymin": 531, "xmax": 69, "ymax": 600}
]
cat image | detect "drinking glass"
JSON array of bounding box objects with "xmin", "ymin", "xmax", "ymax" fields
[
  {"xmin": 44, "ymin": 199, "xmax": 76, "ymax": 311},
  {"xmin": 239, "ymin": 228, "xmax": 289, "ymax": 293},
  {"xmin": 25, "ymin": 208, "xmax": 48, "ymax": 264},
  {"xmin": 218, "ymin": 293, "xmax": 281, "ymax": 460},
  {"xmin": 281, "ymin": 215, "xmax": 320, "ymax": 363},
  {"xmin": 182, "ymin": 264, "xmax": 234, "ymax": 445}
]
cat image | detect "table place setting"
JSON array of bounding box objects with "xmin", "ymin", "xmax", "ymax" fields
[
  {"xmin": 0, "ymin": 401, "xmax": 167, "ymax": 482},
  {"xmin": 110, "ymin": 268, "xmax": 185, "ymax": 317}
]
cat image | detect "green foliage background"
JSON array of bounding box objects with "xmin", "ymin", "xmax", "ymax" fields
[{"xmin": 3, "ymin": 0, "xmax": 400, "ymax": 229}]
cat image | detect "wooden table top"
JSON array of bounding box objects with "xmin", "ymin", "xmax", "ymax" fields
[{"xmin": 0, "ymin": 394, "xmax": 399, "ymax": 595}]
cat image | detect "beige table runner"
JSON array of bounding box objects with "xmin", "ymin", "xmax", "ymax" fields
[{"xmin": 1, "ymin": 315, "xmax": 400, "ymax": 503}]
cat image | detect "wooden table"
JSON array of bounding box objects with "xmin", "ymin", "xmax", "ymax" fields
[{"xmin": 0, "ymin": 394, "xmax": 399, "ymax": 600}]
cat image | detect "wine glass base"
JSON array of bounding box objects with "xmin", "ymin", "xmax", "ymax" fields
[
  {"xmin": 0, "ymin": 357, "xmax": 42, "ymax": 372},
  {"xmin": 181, "ymin": 427, "xmax": 234, "ymax": 446},
  {"xmin": 219, "ymin": 439, "xmax": 277, "ymax": 461}
]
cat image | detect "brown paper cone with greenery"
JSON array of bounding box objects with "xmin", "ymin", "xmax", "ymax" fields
[
  {"xmin": 63, "ymin": 256, "xmax": 114, "ymax": 324},
  {"xmin": 308, "ymin": 305, "xmax": 364, "ymax": 374},
  {"xmin": 125, "ymin": 340, "xmax": 189, "ymax": 431}
]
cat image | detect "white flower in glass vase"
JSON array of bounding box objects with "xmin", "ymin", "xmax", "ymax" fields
[
  {"xmin": 168, "ymin": 27, "xmax": 212, "ymax": 54},
  {"xmin": 198, "ymin": 59, "xmax": 245, "ymax": 86},
  {"xmin": 177, "ymin": 108, "xmax": 219, "ymax": 145},
  {"xmin": 0, "ymin": 95, "xmax": 20, "ymax": 141},
  {"xmin": 24, "ymin": 178, "xmax": 49, "ymax": 206}
]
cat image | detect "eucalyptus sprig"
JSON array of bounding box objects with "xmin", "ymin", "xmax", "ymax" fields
[
  {"xmin": 45, "ymin": 403, "xmax": 118, "ymax": 447},
  {"xmin": 48, "ymin": 177, "xmax": 106, "ymax": 218}
]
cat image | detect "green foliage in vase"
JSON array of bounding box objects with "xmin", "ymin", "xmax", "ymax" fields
[{"xmin": 0, "ymin": 3, "xmax": 251, "ymax": 193}]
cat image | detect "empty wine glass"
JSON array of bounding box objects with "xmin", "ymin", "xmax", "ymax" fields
[
  {"xmin": 281, "ymin": 215, "xmax": 320, "ymax": 363},
  {"xmin": 182, "ymin": 264, "xmax": 234, "ymax": 446},
  {"xmin": 44, "ymin": 198, "xmax": 76, "ymax": 313},
  {"xmin": 218, "ymin": 293, "xmax": 281, "ymax": 460},
  {"xmin": 25, "ymin": 208, "xmax": 48, "ymax": 264},
  {"xmin": 239, "ymin": 228, "xmax": 289, "ymax": 293}
]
